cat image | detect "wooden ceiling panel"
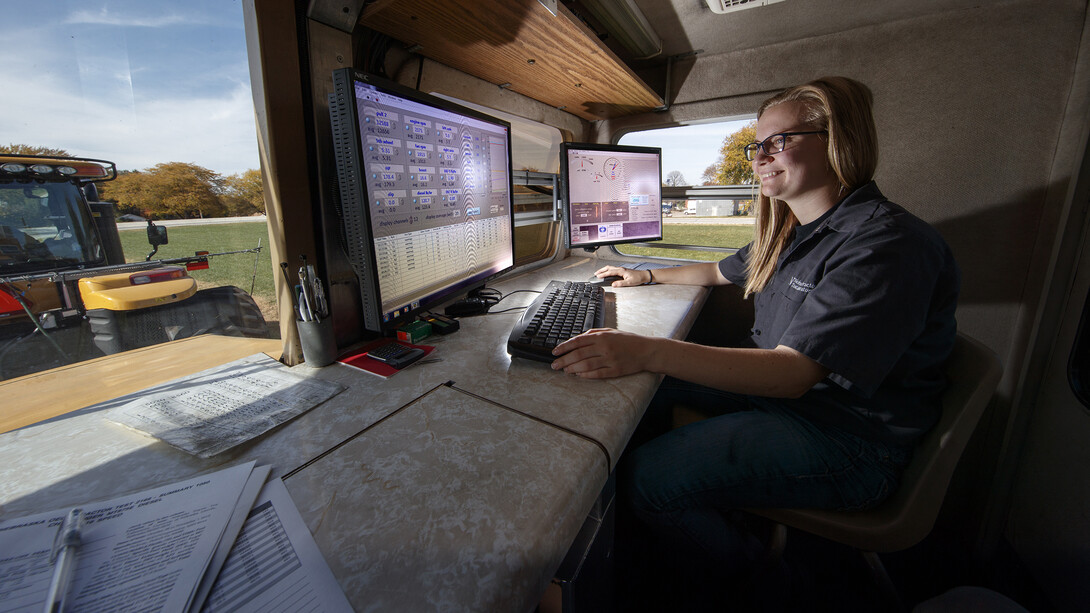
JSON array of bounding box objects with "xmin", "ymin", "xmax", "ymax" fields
[{"xmin": 360, "ymin": 0, "xmax": 664, "ymax": 121}]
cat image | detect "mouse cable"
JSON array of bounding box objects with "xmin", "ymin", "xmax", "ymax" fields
[
  {"xmin": 484, "ymin": 289, "xmax": 542, "ymax": 315},
  {"xmin": 499, "ymin": 289, "xmax": 541, "ymax": 300},
  {"xmin": 487, "ymin": 306, "xmax": 529, "ymax": 314}
]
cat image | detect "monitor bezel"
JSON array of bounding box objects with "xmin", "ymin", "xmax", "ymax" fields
[
  {"xmin": 560, "ymin": 141, "xmax": 664, "ymax": 250},
  {"xmin": 329, "ymin": 68, "xmax": 517, "ymax": 335}
]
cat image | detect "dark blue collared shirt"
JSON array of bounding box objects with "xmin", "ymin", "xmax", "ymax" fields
[{"xmin": 719, "ymin": 182, "xmax": 960, "ymax": 447}]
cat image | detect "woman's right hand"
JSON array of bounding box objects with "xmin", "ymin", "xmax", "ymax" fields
[{"xmin": 593, "ymin": 265, "xmax": 650, "ymax": 287}]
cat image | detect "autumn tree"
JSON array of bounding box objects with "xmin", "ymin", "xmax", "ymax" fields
[
  {"xmin": 700, "ymin": 164, "xmax": 718, "ymax": 186},
  {"xmin": 711, "ymin": 121, "xmax": 758, "ymax": 186},
  {"xmin": 1, "ymin": 143, "xmax": 73, "ymax": 156},
  {"xmin": 101, "ymin": 162, "xmax": 227, "ymax": 219},
  {"xmin": 223, "ymin": 169, "xmax": 265, "ymax": 216}
]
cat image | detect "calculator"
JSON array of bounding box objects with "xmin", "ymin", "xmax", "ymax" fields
[{"xmin": 366, "ymin": 342, "xmax": 425, "ymax": 369}]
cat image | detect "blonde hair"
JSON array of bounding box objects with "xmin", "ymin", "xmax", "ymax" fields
[{"xmin": 743, "ymin": 76, "xmax": 878, "ymax": 296}]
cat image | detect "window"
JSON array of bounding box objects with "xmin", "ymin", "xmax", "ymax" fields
[
  {"xmin": 614, "ymin": 119, "xmax": 758, "ymax": 261},
  {"xmin": 0, "ymin": 3, "xmax": 270, "ymax": 381}
]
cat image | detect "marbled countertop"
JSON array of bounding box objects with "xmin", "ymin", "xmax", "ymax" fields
[{"xmin": 0, "ymin": 255, "xmax": 708, "ymax": 611}]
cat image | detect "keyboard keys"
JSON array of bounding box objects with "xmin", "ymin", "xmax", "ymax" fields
[{"xmin": 507, "ymin": 280, "xmax": 605, "ymax": 362}]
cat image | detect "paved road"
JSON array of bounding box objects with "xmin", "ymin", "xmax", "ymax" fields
[
  {"xmin": 663, "ymin": 216, "xmax": 754, "ymax": 225},
  {"xmin": 117, "ymin": 215, "xmax": 268, "ymax": 231}
]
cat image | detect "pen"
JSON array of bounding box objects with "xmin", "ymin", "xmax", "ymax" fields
[{"xmin": 44, "ymin": 508, "xmax": 83, "ymax": 613}]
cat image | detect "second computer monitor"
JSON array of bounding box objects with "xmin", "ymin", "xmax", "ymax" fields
[{"xmin": 561, "ymin": 142, "xmax": 663, "ymax": 249}]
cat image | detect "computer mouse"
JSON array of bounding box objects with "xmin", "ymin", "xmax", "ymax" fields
[{"xmin": 588, "ymin": 275, "xmax": 624, "ymax": 286}]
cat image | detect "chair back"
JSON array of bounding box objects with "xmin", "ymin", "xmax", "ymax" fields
[{"xmin": 754, "ymin": 331, "xmax": 1003, "ymax": 552}]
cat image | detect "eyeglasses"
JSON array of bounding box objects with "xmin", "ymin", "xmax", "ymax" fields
[{"xmin": 743, "ymin": 130, "xmax": 827, "ymax": 161}]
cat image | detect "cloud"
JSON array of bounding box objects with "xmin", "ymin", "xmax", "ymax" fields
[
  {"xmin": 2, "ymin": 70, "xmax": 259, "ymax": 176},
  {"xmin": 65, "ymin": 8, "xmax": 194, "ymax": 28},
  {"xmin": 2, "ymin": 2, "xmax": 256, "ymax": 176}
]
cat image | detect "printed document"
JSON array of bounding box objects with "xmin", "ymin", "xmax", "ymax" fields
[
  {"xmin": 106, "ymin": 354, "xmax": 345, "ymax": 458},
  {"xmin": 202, "ymin": 478, "xmax": 352, "ymax": 612},
  {"xmin": 0, "ymin": 462, "xmax": 263, "ymax": 613}
]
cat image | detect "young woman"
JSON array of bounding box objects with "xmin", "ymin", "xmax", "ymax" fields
[{"xmin": 551, "ymin": 77, "xmax": 960, "ymax": 595}]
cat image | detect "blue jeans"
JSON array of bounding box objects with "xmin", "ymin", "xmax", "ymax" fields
[{"xmin": 621, "ymin": 377, "xmax": 910, "ymax": 577}]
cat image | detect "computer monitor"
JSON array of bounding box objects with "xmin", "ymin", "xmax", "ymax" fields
[
  {"xmin": 561, "ymin": 142, "xmax": 663, "ymax": 249},
  {"xmin": 328, "ymin": 68, "xmax": 516, "ymax": 334}
]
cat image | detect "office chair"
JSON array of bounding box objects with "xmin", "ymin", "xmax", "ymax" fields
[{"xmin": 747, "ymin": 332, "xmax": 1003, "ymax": 611}]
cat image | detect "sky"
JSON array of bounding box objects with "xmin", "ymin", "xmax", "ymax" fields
[
  {"xmin": 1, "ymin": 0, "xmax": 259, "ymax": 177},
  {"xmin": 0, "ymin": 1, "xmax": 750, "ymax": 183},
  {"xmin": 621, "ymin": 119, "xmax": 753, "ymax": 186}
]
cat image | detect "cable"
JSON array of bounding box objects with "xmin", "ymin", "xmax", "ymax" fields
[
  {"xmin": 0, "ymin": 282, "xmax": 71, "ymax": 364},
  {"xmin": 501, "ymin": 289, "xmax": 543, "ymax": 299},
  {"xmin": 363, "ymin": 32, "xmax": 391, "ymax": 77},
  {"xmin": 487, "ymin": 306, "xmax": 529, "ymax": 315},
  {"xmin": 482, "ymin": 289, "xmax": 542, "ymax": 315}
]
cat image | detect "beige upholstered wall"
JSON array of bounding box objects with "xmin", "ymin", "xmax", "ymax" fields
[{"xmin": 599, "ymin": 0, "xmax": 1090, "ymax": 575}]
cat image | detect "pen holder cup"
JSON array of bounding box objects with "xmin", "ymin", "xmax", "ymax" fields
[{"xmin": 297, "ymin": 318, "xmax": 337, "ymax": 367}]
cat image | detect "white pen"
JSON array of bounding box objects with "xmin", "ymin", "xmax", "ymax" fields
[{"xmin": 43, "ymin": 508, "xmax": 83, "ymax": 613}]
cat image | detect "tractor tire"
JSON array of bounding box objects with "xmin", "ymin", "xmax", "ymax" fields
[
  {"xmin": 0, "ymin": 322, "xmax": 103, "ymax": 381},
  {"xmin": 105, "ymin": 286, "xmax": 269, "ymax": 352}
]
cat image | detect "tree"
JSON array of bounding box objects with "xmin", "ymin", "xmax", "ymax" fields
[
  {"xmin": 700, "ymin": 164, "xmax": 718, "ymax": 186},
  {"xmin": 664, "ymin": 170, "xmax": 687, "ymax": 187},
  {"xmin": 223, "ymin": 169, "xmax": 265, "ymax": 216},
  {"xmin": 1, "ymin": 143, "xmax": 73, "ymax": 157},
  {"xmin": 662, "ymin": 170, "xmax": 688, "ymax": 214},
  {"xmin": 101, "ymin": 162, "xmax": 227, "ymax": 219},
  {"xmin": 712, "ymin": 121, "xmax": 758, "ymax": 186}
]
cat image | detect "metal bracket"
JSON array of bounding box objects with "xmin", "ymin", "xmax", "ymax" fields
[
  {"xmin": 655, "ymin": 50, "xmax": 702, "ymax": 113},
  {"xmin": 537, "ymin": 0, "xmax": 559, "ymax": 17},
  {"xmin": 307, "ymin": 0, "xmax": 368, "ymax": 33}
]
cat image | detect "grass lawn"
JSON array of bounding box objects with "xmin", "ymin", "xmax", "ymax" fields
[
  {"xmin": 617, "ymin": 222, "xmax": 755, "ymax": 261},
  {"xmin": 120, "ymin": 222, "xmax": 277, "ymax": 320},
  {"xmin": 117, "ymin": 219, "xmax": 753, "ymax": 320}
]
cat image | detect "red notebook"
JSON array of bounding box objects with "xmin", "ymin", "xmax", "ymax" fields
[{"xmin": 337, "ymin": 338, "xmax": 435, "ymax": 378}]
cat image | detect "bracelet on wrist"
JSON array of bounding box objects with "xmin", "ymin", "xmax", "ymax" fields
[{"xmin": 645, "ymin": 270, "xmax": 654, "ymax": 285}]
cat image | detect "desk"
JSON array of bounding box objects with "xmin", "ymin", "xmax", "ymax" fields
[{"xmin": 0, "ymin": 256, "xmax": 708, "ymax": 612}]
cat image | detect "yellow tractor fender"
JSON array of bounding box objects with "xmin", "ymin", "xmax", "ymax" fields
[{"xmin": 78, "ymin": 267, "xmax": 197, "ymax": 311}]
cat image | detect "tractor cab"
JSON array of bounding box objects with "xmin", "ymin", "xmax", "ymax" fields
[{"xmin": 0, "ymin": 156, "xmax": 113, "ymax": 276}]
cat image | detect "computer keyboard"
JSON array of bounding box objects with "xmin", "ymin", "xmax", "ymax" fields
[{"xmin": 507, "ymin": 280, "xmax": 605, "ymax": 362}]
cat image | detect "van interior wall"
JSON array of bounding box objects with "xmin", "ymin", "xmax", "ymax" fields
[{"xmin": 602, "ymin": 0, "xmax": 1089, "ymax": 596}]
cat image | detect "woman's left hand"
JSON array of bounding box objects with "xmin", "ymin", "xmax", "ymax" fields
[{"xmin": 550, "ymin": 329, "xmax": 655, "ymax": 379}]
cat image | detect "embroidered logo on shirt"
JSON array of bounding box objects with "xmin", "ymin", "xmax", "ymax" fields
[{"xmin": 788, "ymin": 277, "xmax": 815, "ymax": 293}]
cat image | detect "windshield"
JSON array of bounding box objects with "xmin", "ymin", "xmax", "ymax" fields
[{"xmin": 0, "ymin": 182, "xmax": 103, "ymax": 275}]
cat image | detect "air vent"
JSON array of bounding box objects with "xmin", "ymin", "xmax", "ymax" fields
[{"xmin": 706, "ymin": 0, "xmax": 786, "ymax": 14}]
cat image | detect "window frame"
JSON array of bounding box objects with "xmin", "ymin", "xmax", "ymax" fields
[{"xmin": 608, "ymin": 119, "xmax": 760, "ymax": 261}]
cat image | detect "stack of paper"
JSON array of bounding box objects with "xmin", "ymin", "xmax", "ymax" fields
[{"xmin": 0, "ymin": 462, "xmax": 352, "ymax": 613}]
